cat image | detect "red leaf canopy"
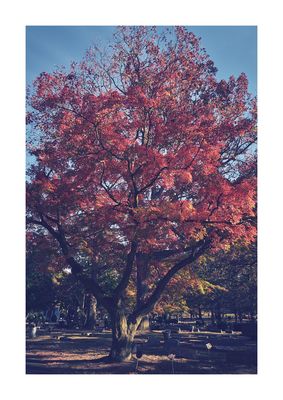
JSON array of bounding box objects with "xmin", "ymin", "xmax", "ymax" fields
[{"xmin": 27, "ymin": 26, "xmax": 256, "ymax": 271}]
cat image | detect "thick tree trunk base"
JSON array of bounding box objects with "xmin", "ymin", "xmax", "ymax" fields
[
  {"xmin": 109, "ymin": 309, "xmax": 140, "ymax": 362},
  {"xmin": 138, "ymin": 315, "xmax": 150, "ymax": 332},
  {"xmin": 109, "ymin": 338, "xmax": 134, "ymax": 362}
]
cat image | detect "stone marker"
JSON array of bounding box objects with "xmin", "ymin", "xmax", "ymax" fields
[
  {"xmin": 206, "ymin": 343, "xmax": 213, "ymax": 350},
  {"xmin": 30, "ymin": 324, "xmax": 37, "ymax": 339}
]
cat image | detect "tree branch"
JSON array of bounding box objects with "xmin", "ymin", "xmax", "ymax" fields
[
  {"xmin": 113, "ymin": 239, "xmax": 138, "ymax": 300},
  {"xmin": 26, "ymin": 214, "xmax": 112, "ymax": 309},
  {"xmin": 130, "ymin": 237, "xmax": 211, "ymax": 319},
  {"xmin": 138, "ymin": 166, "xmax": 168, "ymax": 194}
]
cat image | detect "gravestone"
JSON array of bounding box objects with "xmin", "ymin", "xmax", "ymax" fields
[{"xmin": 29, "ymin": 324, "xmax": 37, "ymax": 339}]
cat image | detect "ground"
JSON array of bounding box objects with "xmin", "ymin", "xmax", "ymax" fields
[{"xmin": 26, "ymin": 326, "xmax": 257, "ymax": 374}]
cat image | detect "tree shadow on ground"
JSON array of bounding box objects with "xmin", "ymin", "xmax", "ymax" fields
[{"xmin": 26, "ymin": 330, "xmax": 257, "ymax": 374}]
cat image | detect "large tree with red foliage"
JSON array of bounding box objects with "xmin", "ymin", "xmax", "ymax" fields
[{"xmin": 26, "ymin": 26, "xmax": 256, "ymax": 361}]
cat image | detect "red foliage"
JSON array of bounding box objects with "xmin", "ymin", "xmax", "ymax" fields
[{"xmin": 26, "ymin": 26, "xmax": 256, "ymax": 283}]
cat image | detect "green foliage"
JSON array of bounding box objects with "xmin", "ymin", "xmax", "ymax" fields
[
  {"xmin": 185, "ymin": 243, "xmax": 257, "ymax": 315},
  {"xmin": 26, "ymin": 264, "xmax": 56, "ymax": 313}
]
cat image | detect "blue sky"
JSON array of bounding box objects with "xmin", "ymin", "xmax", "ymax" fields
[{"xmin": 26, "ymin": 26, "xmax": 257, "ymax": 94}]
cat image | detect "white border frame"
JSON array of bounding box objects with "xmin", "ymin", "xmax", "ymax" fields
[{"xmin": 1, "ymin": 0, "xmax": 283, "ymax": 399}]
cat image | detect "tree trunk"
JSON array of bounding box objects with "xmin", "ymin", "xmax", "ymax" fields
[
  {"xmin": 84, "ymin": 294, "xmax": 97, "ymax": 329},
  {"xmin": 138, "ymin": 315, "xmax": 150, "ymax": 331},
  {"xmin": 109, "ymin": 309, "xmax": 139, "ymax": 362},
  {"xmin": 136, "ymin": 254, "xmax": 150, "ymax": 332}
]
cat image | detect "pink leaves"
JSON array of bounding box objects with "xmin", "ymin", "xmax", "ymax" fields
[
  {"xmin": 175, "ymin": 170, "xmax": 193, "ymax": 184},
  {"xmin": 27, "ymin": 26, "xmax": 257, "ymax": 261},
  {"xmin": 161, "ymin": 173, "xmax": 174, "ymax": 189},
  {"xmin": 180, "ymin": 200, "xmax": 194, "ymax": 222}
]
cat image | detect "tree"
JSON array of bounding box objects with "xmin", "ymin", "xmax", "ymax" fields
[
  {"xmin": 185, "ymin": 243, "xmax": 257, "ymax": 323},
  {"xmin": 26, "ymin": 231, "xmax": 58, "ymax": 314},
  {"xmin": 209, "ymin": 243, "xmax": 257, "ymax": 321},
  {"xmin": 26, "ymin": 26, "xmax": 257, "ymax": 361}
]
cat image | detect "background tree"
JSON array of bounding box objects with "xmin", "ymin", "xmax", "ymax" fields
[
  {"xmin": 26, "ymin": 26, "xmax": 257, "ymax": 361},
  {"xmin": 26, "ymin": 257, "xmax": 56, "ymax": 315},
  {"xmin": 26, "ymin": 231, "xmax": 99, "ymax": 328},
  {"xmin": 185, "ymin": 243, "xmax": 257, "ymax": 323},
  {"xmin": 26, "ymin": 231, "xmax": 58, "ymax": 314}
]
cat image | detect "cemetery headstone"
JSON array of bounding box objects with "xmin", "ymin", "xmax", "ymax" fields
[{"xmin": 29, "ymin": 324, "xmax": 37, "ymax": 339}]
